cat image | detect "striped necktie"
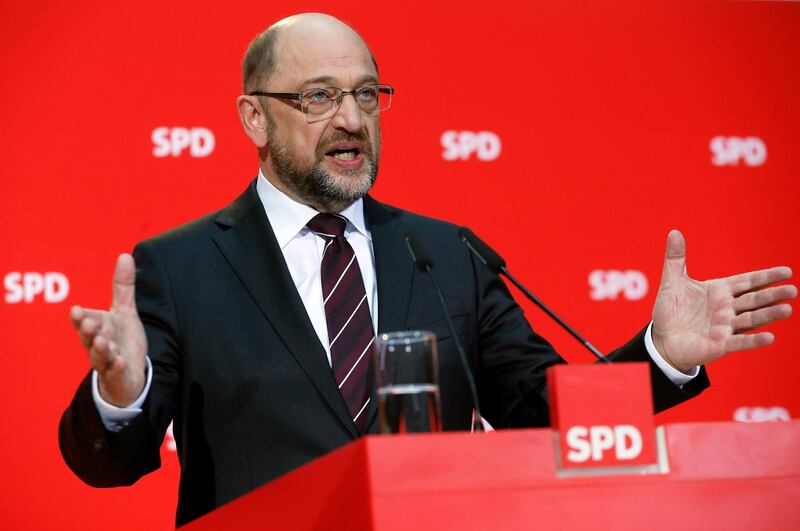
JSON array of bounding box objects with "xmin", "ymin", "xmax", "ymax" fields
[{"xmin": 306, "ymin": 213, "xmax": 375, "ymax": 433}]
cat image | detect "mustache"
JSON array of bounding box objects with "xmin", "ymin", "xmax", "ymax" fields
[{"xmin": 317, "ymin": 130, "xmax": 373, "ymax": 156}]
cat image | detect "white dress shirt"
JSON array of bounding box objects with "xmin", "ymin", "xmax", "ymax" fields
[
  {"xmin": 92, "ymin": 171, "xmax": 698, "ymax": 429},
  {"xmin": 255, "ymin": 171, "xmax": 378, "ymax": 365}
]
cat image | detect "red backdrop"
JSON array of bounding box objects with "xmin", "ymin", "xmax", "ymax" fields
[{"xmin": 1, "ymin": 1, "xmax": 798, "ymax": 529}]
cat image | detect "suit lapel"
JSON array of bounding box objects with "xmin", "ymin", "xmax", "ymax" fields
[
  {"xmin": 211, "ymin": 181, "xmax": 358, "ymax": 439},
  {"xmin": 363, "ymin": 195, "xmax": 416, "ymax": 433}
]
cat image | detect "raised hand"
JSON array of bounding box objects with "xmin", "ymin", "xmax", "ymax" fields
[
  {"xmin": 652, "ymin": 230, "xmax": 796, "ymax": 373},
  {"xmin": 70, "ymin": 254, "xmax": 147, "ymax": 407}
]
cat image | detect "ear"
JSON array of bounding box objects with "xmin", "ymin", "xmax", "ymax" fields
[{"xmin": 236, "ymin": 95, "xmax": 269, "ymax": 147}]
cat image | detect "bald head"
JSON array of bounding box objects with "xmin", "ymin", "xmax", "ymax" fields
[{"xmin": 242, "ymin": 13, "xmax": 378, "ymax": 93}]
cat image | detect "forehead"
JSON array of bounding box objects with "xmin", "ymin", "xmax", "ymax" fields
[{"xmin": 271, "ymin": 21, "xmax": 377, "ymax": 89}]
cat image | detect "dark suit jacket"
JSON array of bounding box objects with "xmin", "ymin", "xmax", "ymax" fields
[{"xmin": 59, "ymin": 179, "xmax": 709, "ymax": 526}]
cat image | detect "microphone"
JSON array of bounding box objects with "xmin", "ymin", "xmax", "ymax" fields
[
  {"xmin": 405, "ymin": 233, "xmax": 484, "ymax": 432},
  {"xmin": 458, "ymin": 227, "xmax": 610, "ymax": 363}
]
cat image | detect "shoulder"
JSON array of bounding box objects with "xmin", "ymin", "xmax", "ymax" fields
[
  {"xmin": 138, "ymin": 211, "xmax": 222, "ymax": 250},
  {"xmin": 135, "ymin": 180, "xmax": 260, "ymax": 255},
  {"xmin": 364, "ymin": 195, "xmax": 461, "ymax": 238},
  {"xmin": 363, "ymin": 195, "xmax": 472, "ymax": 269}
]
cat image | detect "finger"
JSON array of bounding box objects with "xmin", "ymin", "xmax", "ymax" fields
[
  {"xmin": 71, "ymin": 306, "xmax": 107, "ymax": 330},
  {"xmin": 725, "ymin": 332, "xmax": 775, "ymax": 353},
  {"xmin": 733, "ymin": 303, "xmax": 793, "ymax": 332},
  {"xmin": 659, "ymin": 229, "xmax": 687, "ymax": 286},
  {"xmin": 733, "ymin": 284, "xmax": 798, "ymax": 313},
  {"xmin": 111, "ymin": 253, "xmax": 137, "ymax": 311},
  {"xmin": 90, "ymin": 334, "xmax": 114, "ymax": 372},
  {"xmin": 70, "ymin": 306, "xmax": 84, "ymax": 329},
  {"xmin": 79, "ymin": 318, "xmax": 101, "ymax": 349},
  {"xmin": 725, "ymin": 266, "xmax": 793, "ymax": 297},
  {"xmin": 91, "ymin": 335, "xmax": 128, "ymax": 374}
]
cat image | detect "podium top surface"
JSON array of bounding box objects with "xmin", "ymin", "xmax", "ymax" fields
[{"xmin": 185, "ymin": 420, "xmax": 800, "ymax": 530}]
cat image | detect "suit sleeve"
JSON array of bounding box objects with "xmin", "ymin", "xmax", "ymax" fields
[
  {"xmin": 58, "ymin": 240, "xmax": 181, "ymax": 487},
  {"xmin": 470, "ymin": 253, "xmax": 709, "ymax": 430},
  {"xmin": 608, "ymin": 327, "xmax": 710, "ymax": 412}
]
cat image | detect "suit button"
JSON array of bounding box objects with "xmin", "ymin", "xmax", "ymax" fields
[{"xmin": 91, "ymin": 438, "xmax": 104, "ymax": 454}]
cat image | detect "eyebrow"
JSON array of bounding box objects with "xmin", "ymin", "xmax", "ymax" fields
[{"xmin": 298, "ymin": 74, "xmax": 379, "ymax": 89}]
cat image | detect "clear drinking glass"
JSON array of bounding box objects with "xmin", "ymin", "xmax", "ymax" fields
[{"xmin": 375, "ymin": 330, "xmax": 442, "ymax": 434}]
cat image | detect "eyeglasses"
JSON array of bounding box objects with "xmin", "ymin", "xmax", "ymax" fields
[{"xmin": 249, "ymin": 84, "xmax": 394, "ymax": 123}]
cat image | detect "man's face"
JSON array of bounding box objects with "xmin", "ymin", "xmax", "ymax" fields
[{"xmin": 262, "ymin": 22, "xmax": 381, "ymax": 213}]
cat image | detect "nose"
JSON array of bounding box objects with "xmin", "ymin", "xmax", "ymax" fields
[{"xmin": 330, "ymin": 92, "xmax": 364, "ymax": 133}]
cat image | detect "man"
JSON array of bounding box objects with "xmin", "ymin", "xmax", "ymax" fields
[{"xmin": 60, "ymin": 13, "xmax": 796, "ymax": 527}]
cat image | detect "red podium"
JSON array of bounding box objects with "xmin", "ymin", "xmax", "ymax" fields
[{"xmin": 184, "ymin": 420, "xmax": 800, "ymax": 530}]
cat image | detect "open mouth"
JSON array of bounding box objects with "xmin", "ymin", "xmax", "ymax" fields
[
  {"xmin": 324, "ymin": 142, "xmax": 366, "ymax": 168},
  {"xmin": 327, "ymin": 147, "xmax": 360, "ymax": 161}
]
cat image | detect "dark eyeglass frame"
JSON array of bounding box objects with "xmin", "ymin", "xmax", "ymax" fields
[{"xmin": 248, "ymin": 84, "xmax": 394, "ymax": 121}]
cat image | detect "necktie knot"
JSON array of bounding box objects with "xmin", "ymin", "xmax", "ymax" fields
[{"xmin": 307, "ymin": 213, "xmax": 347, "ymax": 239}]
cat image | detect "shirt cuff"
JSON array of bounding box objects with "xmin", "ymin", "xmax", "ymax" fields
[
  {"xmin": 644, "ymin": 321, "xmax": 700, "ymax": 387},
  {"xmin": 92, "ymin": 356, "xmax": 153, "ymax": 432}
]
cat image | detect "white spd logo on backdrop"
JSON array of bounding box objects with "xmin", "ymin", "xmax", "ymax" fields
[
  {"xmin": 152, "ymin": 127, "xmax": 215, "ymax": 157},
  {"xmin": 4, "ymin": 272, "xmax": 69, "ymax": 303},
  {"xmin": 441, "ymin": 131, "xmax": 501, "ymax": 161},
  {"xmin": 710, "ymin": 136, "xmax": 766, "ymax": 167},
  {"xmin": 733, "ymin": 406, "xmax": 791, "ymax": 423},
  {"xmin": 589, "ymin": 270, "xmax": 648, "ymax": 301}
]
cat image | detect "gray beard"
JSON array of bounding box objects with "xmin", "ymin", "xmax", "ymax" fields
[{"xmin": 267, "ymin": 121, "xmax": 379, "ymax": 213}]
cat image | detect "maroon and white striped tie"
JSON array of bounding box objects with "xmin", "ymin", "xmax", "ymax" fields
[{"xmin": 306, "ymin": 213, "xmax": 375, "ymax": 433}]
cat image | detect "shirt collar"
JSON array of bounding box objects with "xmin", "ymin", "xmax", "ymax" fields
[{"xmin": 255, "ymin": 170, "xmax": 371, "ymax": 249}]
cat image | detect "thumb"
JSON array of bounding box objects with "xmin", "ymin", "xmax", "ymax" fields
[
  {"xmin": 111, "ymin": 253, "xmax": 137, "ymax": 311},
  {"xmin": 660, "ymin": 229, "xmax": 687, "ymax": 286}
]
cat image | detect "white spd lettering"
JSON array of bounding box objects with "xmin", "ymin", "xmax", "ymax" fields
[
  {"xmin": 589, "ymin": 270, "xmax": 648, "ymax": 301},
  {"xmin": 710, "ymin": 136, "xmax": 766, "ymax": 167},
  {"xmin": 152, "ymin": 127, "xmax": 215, "ymax": 157},
  {"xmin": 566, "ymin": 424, "xmax": 643, "ymax": 463},
  {"xmin": 4, "ymin": 272, "xmax": 69, "ymax": 303},
  {"xmin": 441, "ymin": 130, "xmax": 501, "ymax": 161},
  {"xmin": 733, "ymin": 406, "xmax": 790, "ymax": 423}
]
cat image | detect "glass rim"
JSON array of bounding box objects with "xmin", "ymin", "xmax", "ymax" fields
[{"xmin": 377, "ymin": 330, "xmax": 436, "ymax": 345}]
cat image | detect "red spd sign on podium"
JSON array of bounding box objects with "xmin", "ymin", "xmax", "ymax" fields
[{"xmin": 547, "ymin": 363, "xmax": 661, "ymax": 475}]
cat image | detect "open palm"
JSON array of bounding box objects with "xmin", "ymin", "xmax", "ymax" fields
[{"xmin": 652, "ymin": 230, "xmax": 796, "ymax": 373}]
